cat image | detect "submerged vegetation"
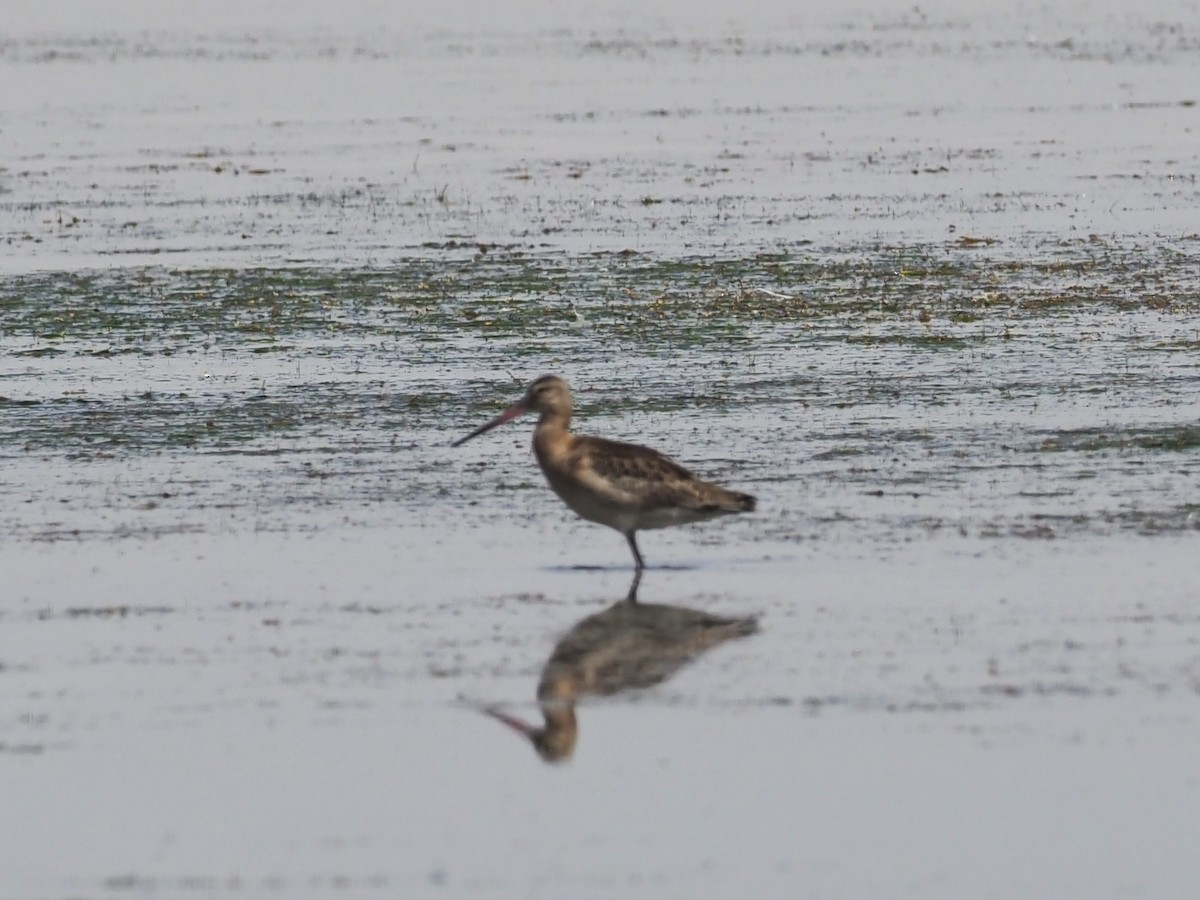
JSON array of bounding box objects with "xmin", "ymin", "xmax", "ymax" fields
[
  {"xmin": 1, "ymin": 238, "xmax": 1198, "ymax": 542},
  {"xmin": 2, "ymin": 236, "xmax": 1196, "ymax": 350}
]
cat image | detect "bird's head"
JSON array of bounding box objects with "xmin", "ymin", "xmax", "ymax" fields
[{"xmin": 450, "ymin": 375, "xmax": 574, "ymax": 447}]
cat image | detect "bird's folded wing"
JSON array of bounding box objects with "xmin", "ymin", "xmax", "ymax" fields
[{"xmin": 574, "ymin": 437, "xmax": 709, "ymax": 509}]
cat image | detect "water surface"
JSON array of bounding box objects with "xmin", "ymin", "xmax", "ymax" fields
[{"xmin": 2, "ymin": 1, "xmax": 1200, "ymax": 897}]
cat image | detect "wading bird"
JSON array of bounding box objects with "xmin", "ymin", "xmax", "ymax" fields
[{"xmin": 452, "ymin": 376, "xmax": 756, "ymax": 570}]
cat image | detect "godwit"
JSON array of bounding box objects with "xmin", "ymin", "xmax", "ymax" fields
[
  {"xmin": 486, "ymin": 577, "xmax": 758, "ymax": 762},
  {"xmin": 451, "ymin": 375, "xmax": 756, "ymax": 570}
]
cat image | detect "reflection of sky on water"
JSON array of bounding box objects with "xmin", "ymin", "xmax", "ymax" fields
[{"xmin": 3, "ymin": 1, "xmax": 1200, "ymax": 896}]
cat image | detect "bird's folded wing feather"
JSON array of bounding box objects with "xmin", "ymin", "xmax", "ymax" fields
[{"xmin": 574, "ymin": 437, "xmax": 708, "ymax": 509}]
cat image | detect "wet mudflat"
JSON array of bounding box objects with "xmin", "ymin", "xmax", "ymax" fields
[{"xmin": 3, "ymin": 1, "xmax": 1200, "ymax": 897}]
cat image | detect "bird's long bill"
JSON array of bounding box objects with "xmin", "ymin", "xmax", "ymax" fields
[
  {"xmin": 450, "ymin": 402, "xmax": 528, "ymax": 447},
  {"xmin": 484, "ymin": 707, "xmax": 538, "ymax": 739}
]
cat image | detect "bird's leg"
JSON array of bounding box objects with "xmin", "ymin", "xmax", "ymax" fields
[
  {"xmin": 625, "ymin": 532, "xmax": 645, "ymax": 572},
  {"xmin": 623, "ymin": 568, "xmax": 642, "ymax": 604}
]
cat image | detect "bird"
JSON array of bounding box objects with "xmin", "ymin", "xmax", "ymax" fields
[
  {"xmin": 485, "ymin": 577, "xmax": 758, "ymax": 762},
  {"xmin": 451, "ymin": 375, "xmax": 756, "ymax": 570}
]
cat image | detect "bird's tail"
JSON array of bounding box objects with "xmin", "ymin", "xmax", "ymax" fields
[
  {"xmin": 730, "ymin": 491, "xmax": 756, "ymax": 513},
  {"xmin": 704, "ymin": 488, "xmax": 756, "ymax": 514}
]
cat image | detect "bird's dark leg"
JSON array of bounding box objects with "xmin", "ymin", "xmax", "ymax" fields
[
  {"xmin": 625, "ymin": 532, "xmax": 645, "ymax": 571},
  {"xmin": 623, "ymin": 568, "xmax": 642, "ymax": 604}
]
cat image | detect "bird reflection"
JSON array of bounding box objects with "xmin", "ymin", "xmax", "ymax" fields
[{"xmin": 486, "ymin": 572, "xmax": 758, "ymax": 763}]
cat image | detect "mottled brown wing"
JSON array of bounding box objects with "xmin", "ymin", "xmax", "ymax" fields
[{"xmin": 573, "ymin": 436, "xmax": 703, "ymax": 508}]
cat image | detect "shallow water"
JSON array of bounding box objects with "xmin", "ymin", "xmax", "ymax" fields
[{"xmin": 3, "ymin": 1, "xmax": 1200, "ymax": 898}]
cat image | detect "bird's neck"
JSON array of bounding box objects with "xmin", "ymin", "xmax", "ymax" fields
[
  {"xmin": 535, "ymin": 702, "xmax": 578, "ymax": 761},
  {"xmin": 536, "ymin": 406, "xmax": 571, "ymax": 432},
  {"xmin": 533, "ymin": 409, "xmax": 572, "ymax": 457}
]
